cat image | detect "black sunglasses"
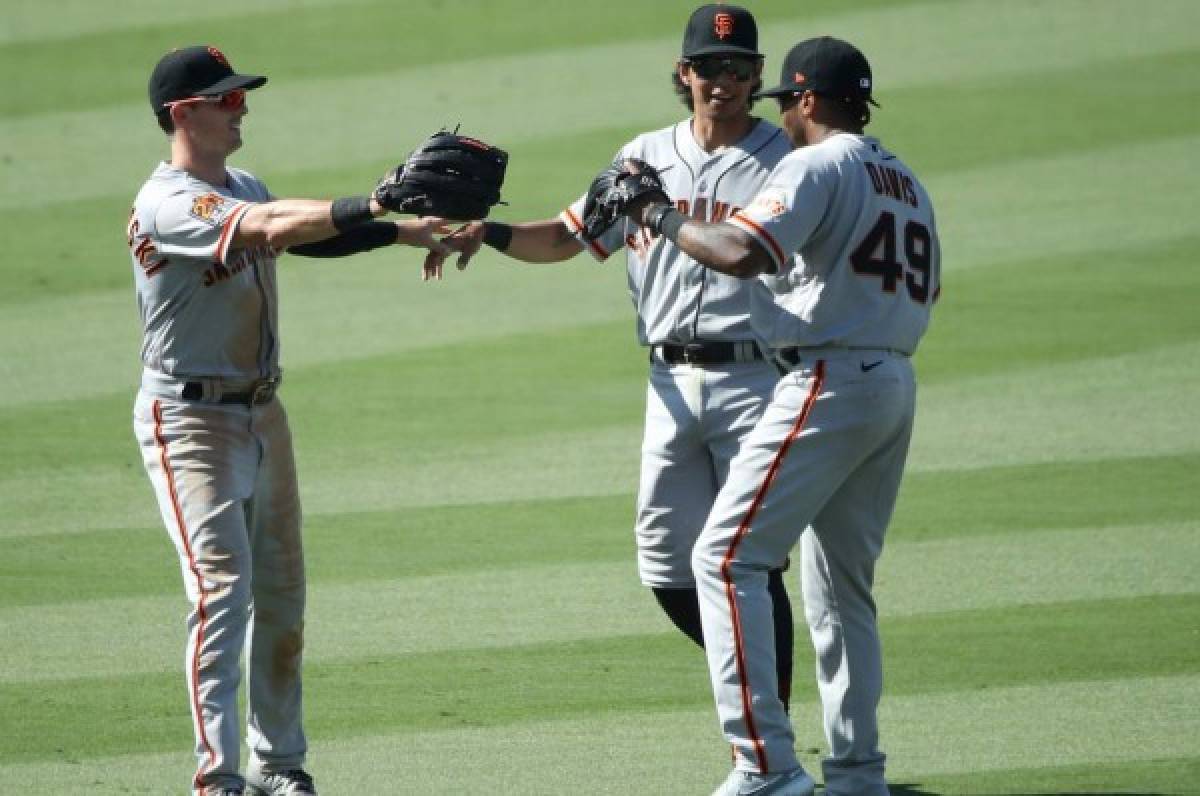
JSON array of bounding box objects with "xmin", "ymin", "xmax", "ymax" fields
[
  {"xmin": 686, "ymin": 56, "xmax": 759, "ymax": 81},
  {"xmin": 775, "ymin": 90, "xmax": 817, "ymax": 110}
]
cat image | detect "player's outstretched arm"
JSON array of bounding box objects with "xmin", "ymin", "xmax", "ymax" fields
[
  {"xmin": 234, "ymin": 197, "xmax": 385, "ymax": 251},
  {"xmin": 629, "ymin": 199, "xmax": 774, "ymax": 279},
  {"xmin": 235, "ymin": 198, "xmax": 454, "ymax": 267},
  {"xmin": 444, "ymin": 219, "xmax": 584, "ymax": 270}
]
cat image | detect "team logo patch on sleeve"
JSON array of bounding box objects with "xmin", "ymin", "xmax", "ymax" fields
[
  {"xmin": 749, "ymin": 188, "xmax": 789, "ymax": 217},
  {"xmin": 190, "ymin": 192, "xmax": 229, "ymax": 224}
]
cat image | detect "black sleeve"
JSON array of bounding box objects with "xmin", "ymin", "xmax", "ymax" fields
[{"xmin": 286, "ymin": 222, "xmax": 399, "ymax": 258}]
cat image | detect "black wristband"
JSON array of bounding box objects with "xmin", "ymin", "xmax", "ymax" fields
[
  {"xmin": 482, "ymin": 221, "xmax": 513, "ymax": 252},
  {"xmin": 646, "ymin": 205, "xmax": 685, "ymax": 240},
  {"xmin": 287, "ymin": 221, "xmax": 398, "ymax": 258},
  {"xmin": 331, "ymin": 196, "xmax": 375, "ymax": 232}
]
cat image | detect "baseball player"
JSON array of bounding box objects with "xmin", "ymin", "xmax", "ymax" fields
[
  {"xmin": 613, "ymin": 36, "xmax": 941, "ymax": 796},
  {"xmin": 128, "ymin": 46, "xmax": 457, "ymax": 796},
  {"xmin": 447, "ymin": 4, "xmax": 798, "ymax": 708}
]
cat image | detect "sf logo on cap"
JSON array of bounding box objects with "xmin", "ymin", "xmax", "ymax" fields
[
  {"xmin": 714, "ymin": 12, "xmax": 734, "ymax": 38},
  {"xmin": 207, "ymin": 46, "xmax": 229, "ymax": 67}
]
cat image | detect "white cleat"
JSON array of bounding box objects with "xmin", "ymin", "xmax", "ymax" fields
[
  {"xmin": 245, "ymin": 767, "xmax": 317, "ymax": 796},
  {"xmin": 711, "ymin": 765, "xmax": 817, "ymax": 796}
]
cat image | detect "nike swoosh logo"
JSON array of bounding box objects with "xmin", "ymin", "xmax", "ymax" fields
[{"xmin": 860, "ymin": 359, "xmax": 884, "ymax": 372}]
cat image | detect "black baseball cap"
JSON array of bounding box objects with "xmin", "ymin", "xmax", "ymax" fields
[
  {"xmin": 148, "ymin": 45, "xmax": 266, "ymax": 113},
  {"xmin": 754, "ymin": 36, "xmax": 879, "ymax": 106},
  {"xmin": 682, "ymin": 4, "xmax": 761, "ymax": 58}
]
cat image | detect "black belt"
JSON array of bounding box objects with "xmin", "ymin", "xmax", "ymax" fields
[
  {"xmin": 181, "ymin": 379, "xmax": 279, "ymax": 406},
  {"xmin": 651, "ymin": 341, "xmax": 764, "ymax": 366},
  {"xmin": 775, "ymin": 346, "xmax": 910, "ymax": 368}
]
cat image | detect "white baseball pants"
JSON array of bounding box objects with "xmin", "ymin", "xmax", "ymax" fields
[
  {"xmin": 693, "ymin": 350, "xmax": 915, "ymax": 796},
  {"xmin": 635, "ymin": 358, "xmax": 781, "ymax": 587},
  {"xmin": 134, "ymin": 392, "xmax": 306, "ymax": 793}
]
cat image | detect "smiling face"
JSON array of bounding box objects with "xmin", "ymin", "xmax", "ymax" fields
[
  {"xmin": 678, "ymin": 54, "xmax": 762, "ymax": 123},
  {"xmin": 171, "ymin": 92, "xmax": 249, "ymax": 159}
]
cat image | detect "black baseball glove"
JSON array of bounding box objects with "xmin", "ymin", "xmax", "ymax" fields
[
  {"xmin": 580, "ymin": 158, "xmax": 669, "ymax": 241},
  {"xmin": 374, "ymin": 130, "xmax": 508, "ymax": 221}
]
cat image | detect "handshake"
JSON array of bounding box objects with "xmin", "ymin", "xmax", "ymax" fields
[
  {"xmin": 422, "ymin": 157, "xmax": 671, "ymax": 281},
  {"xmin": 369, "ymin": 130, "xmax": 670, "ymax": 281}
]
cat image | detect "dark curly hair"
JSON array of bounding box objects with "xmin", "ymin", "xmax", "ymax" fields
[{"xmin": 671, "ymin": 65, "xmax": 762, "ymax": 113}]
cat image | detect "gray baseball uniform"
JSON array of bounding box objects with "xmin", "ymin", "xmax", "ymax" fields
[
  {"xmin": 128, "ymin": 162, "xmax": 305, "ymax": 793},
  {"xmin": 693, "ymin": 133, "xmax": 940, "ymax": 795},
  {"xmin": 559, "ymin": 118, "xmax": 792, "ymax": 589}
]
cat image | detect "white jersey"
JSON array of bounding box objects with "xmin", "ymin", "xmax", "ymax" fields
[
  {"xmin": 126, "ymin": 162, "xmax": 279, "ymax": 381},
  {"xmin": 560, "ymin": 119, "xmax": 791, "ymax": 346},
  {"xmin": 729, "ymin": 133, "xmax": 941, "ymax": 355}
]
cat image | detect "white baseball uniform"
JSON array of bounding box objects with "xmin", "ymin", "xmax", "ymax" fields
[
  {"xmin": 127, "ymin": 162, "xmax": 306, "ymax": 794},
  {"xmin": 559, "ymin": 118, "xmax": 792, "ymax": 589},
  {"xmin": 692, "ymin": 133, "xmax": 940, "ymax": 795}
]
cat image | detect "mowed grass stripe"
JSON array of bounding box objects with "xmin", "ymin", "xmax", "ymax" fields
[
  {"xmin": 0, "ymin": 0, "xmax": 832, "ymax": 116},
  {"xmin": 0, "ymin": 0, "xmax": 367, "ymax": 46},
  {"xmin": 909, "ymin": 339, "xmax": 1200, "ymax": 473},
  {"xmin": 0, "ymin": 260, "xmax": 634, "ymax": 409},
  {"xmin": 912, "ymin": 757, "xmax": 1200, "ymax": 796},
  {"xmin": 5, "ymin": 109, "xmax": 1197, "ymax": 405},
  {"xmin": 11, "ymin": 32, "xmax": 1200, "ymax": 307},
  {"xmin": 882, "ymin": 47, "xmax": 1200, "ymax": 181},
  {"xmin": 1, "ymin": 203, "xmax": 1195, "ymax": 414},
  {"xmin": 0, "ymin": 122, "xmax": 645, "ymax": 305},
  {"xmin": 4, "ymin": 523, "xmax": 1195, "ymax": 683},
  {"xmin": 6, "ymin": 0, "xmax": 1198, "ymax": 208},
  {"xmin": 916, "ymin": 236, "xmax": 1200, "ymax": 386},
  {"xmin": 889, "ymin": 453, "xmax": 1200, "ymax": 542},
  {"xmin": 5, "ymin": 446, "xmax": 1197, "ymax": 604},
  {"xmin": 2, "ymin": 330, "xmax": 1197, "ymax": 538},
  {"xmin": 8, "ymin": 127, "xmax": 1198, "ymax": 400},
  {"xmin": 4, "ymin": 648, "xmax": 1195, "ymax": 777},
  {"xmin": 930, "ymin": 134, "xmax": 1197, "ymax": 273},
  {"xmin": 6, "ymin": 450, "xmax": 1195, "ymax": 603}
]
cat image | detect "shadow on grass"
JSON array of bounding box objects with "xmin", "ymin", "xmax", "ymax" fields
[{"xmin": 888, "ymin": 786, "xmax": 1168, "ymax": 796}]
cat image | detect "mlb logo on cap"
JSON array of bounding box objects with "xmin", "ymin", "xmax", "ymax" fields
[{"xmin": 755, "ymin": 36, "xmax": 879, "ymax": 107}]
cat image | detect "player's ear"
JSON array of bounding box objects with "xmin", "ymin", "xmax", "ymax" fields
[
  {"xmin": 168, "ymin": 103, "xmax": 190, "ymax": 128},
  {"xmin": 677, "ymin": 59, "xmax": 691, "ymax": 85}
]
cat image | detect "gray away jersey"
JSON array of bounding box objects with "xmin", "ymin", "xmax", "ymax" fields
[
  {"xmin": 560, "ymin": 119, "xmax": 791, "ymax": 346},
  {"xmin": 127, "ymin": 162, "xmax": 280, "ymax": 381},
  {"xmin": 729, "ymin": 134, "xmax": 941, "ymax": 355}
]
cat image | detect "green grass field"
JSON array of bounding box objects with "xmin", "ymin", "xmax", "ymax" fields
[{"xmin": 2, "ymin": 0, "xmax": 1198, "ymax": 793}]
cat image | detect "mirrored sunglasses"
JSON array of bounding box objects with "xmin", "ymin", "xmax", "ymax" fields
[
  {"xmin": 687, "ymin": 56, "xmax": 758, "ymax": 81},
  {"xmin": 165, "ymin": 89, "xmax": 246, "ymax": 112}
]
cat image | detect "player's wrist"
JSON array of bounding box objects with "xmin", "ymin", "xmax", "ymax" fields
[
  {"xmin": 331, "ymin": 196, "xmax": 377, "ymax": 231},
  {"xmin": 645, "ymin": 204, "xmax": 684, "ymax": 239},
  {"xmin": 482, "ymin": 221, "xmax": 513, "ymax": 252}
]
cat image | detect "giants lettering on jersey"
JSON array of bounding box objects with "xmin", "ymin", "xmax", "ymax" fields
[
  {"xmin": 625, "ymin": 198, "xmax": 740, "ymax": 254},
  {"xmin": 202, "ymin": 246, "xmax": 271, "ymax": 287},
  {"xmin": 863, "ymin": 162, "xmax": 919, "ymax": 208},
  {"xmin": 126, "ymin": 209, "xmax": 168, "ymax": 277}
]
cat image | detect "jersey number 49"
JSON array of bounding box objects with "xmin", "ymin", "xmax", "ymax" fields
[{"xmin": 849, "ymin": 211, "xmax": 933, "ymax": 303}]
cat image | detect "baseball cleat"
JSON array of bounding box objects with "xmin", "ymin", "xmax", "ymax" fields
[
  {"xmin": 711, "ymin": 765, "xmax": 816, "ymax": 796},
  {"xmin": 244, "ymin": 767, "xmax": 317, "ymax": 796}
]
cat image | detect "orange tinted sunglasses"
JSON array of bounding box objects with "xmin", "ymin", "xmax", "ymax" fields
[{"xmin": 165, "ymin": 89, "xmax": 246, "ymax": 112}]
